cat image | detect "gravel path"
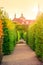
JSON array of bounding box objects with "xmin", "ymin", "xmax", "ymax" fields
[{"xmin": 1, "ymin": 43, "xmax": 43, "ymax": 65}]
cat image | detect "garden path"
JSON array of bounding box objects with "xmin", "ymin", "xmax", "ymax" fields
[{"xmin": 1, "ymin": 41, "xmax": 43, "ymax": 65}]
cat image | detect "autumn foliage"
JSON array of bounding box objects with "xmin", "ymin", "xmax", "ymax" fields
[{"xmin": 0, "ymin": 20, "xmax": 3, "ymax": 38}]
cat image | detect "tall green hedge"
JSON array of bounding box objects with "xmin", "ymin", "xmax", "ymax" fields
[
  {"xmin": 2, "ymin": 19, "xmax": 17, "ymax": 55},
  {"xmin": 2, "ymin": 21, "xmax": 10, "ymax": 55},
  {"xmin": 8, "ymin": 27, "xmax": 16, "ymax": 48},
  {"xmin": 35, "ymin": 14, "xmax": 43, "ymax": 62},
  {"xmin": 28, "ymin": 23, "xmax": 36, "ymax": 51},
  {"xmin": 23, "ymin": 32, "xmax": 27, "ymax": 41},
  {"xmin": 27, "ymin": 13, "xmax": 43, "ymax": 62},
  {"xmin": 7, "ymin": 20, "xmax": 17, "ymax": 53}
]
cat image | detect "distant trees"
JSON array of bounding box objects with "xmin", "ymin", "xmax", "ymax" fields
[{"xmin": 15, "ymin": 24, "xmax": 28, "ymax": 41}]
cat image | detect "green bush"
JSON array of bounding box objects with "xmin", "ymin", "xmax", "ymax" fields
[
  {"xmin": 27, "ymin": 23, "xmax": 36, "ymax": 50},
  {"xmin": 35, "ymin": 14, "xmax": 43, "ymax": 61},
  {"xmin": 8, "ymin": 30, "xmax": 15, "ymax": 52},
  {"xmin": 17, "ymin": 31, "xmax": 21, "ymax": 41},
  {"xmin": 23, "ymin": 32, "xmax": 27, "ymax": 41},
  {"xmin": 28, "ymin": 13, "xmax": 43, "ymax": 62},
  {"xmin": 2, "ymin": 21, "xmax": 10, "ymax": 55},
  {"xmin": 2, "ymin": 19, "xmax": 17, "ymax": 55},
  {"xmin": 0, "ymin": 9, "xmax": 17, "ymax": 55},
  {"xmin": 25, "ymin": 31, "xmax": 29, "ymax": 44},
  {"xmin": 7, "ymin": 20, "xmax": 17, "ymax": 53}
]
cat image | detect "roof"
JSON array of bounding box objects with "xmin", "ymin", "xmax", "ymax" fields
[{"xmin": 13, "ymin": 16, "xmax": 35, "ymax": 25}]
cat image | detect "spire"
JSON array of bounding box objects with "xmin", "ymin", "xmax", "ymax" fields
[
  {"xmin": 14, "ymin": 14, "xmax": 16, "ymax": 18},
  {"xmin": 37, "ymin": 3, "xmax": 40, "ymax": 15},
  {"xmin": 21, "ymin": 13, "xmax": 24, "ymax": 18}
]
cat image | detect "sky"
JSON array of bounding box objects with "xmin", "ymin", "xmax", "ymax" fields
[{"xmin": 0, "ymin": 0, "xmax": 43, "ymax": 20}]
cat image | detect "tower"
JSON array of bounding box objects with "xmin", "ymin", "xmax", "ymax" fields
[
  {"xmin": 14, "ymin": 14, "xmax": 16, "ymax": 18},
  {"xmin": 37, "ymin": 3, "xmax": 40, "ymax": 15},
  {"xmin": 20, "ymin": 13, "xmax": 24, "ymax": 18}
]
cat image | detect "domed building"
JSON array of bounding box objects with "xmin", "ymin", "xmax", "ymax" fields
[{"xmin": 13, "ymin": 13, "xmax": 35, "ymax": 25}]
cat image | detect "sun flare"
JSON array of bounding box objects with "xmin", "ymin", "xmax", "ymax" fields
[{"xmin": 32, "ymin": 5, "xmax": 38, "ymax": 15}]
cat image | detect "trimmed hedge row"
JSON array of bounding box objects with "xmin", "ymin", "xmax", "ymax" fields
[
  {"xmin": 28, "ymin": 23, "xmax": 36, "ymax": 51},
  {"xmin": 26, "ymin": 13, "xmax": 43, "ymax": 62},
  {"xmin": 35, "ymin": 14, "xmax": 43, "ymax": 62},
  {"xmin": 23, "ymin": 32, "xmax": 27, "ymax": 41},
  {"xmin": 2, "ymin": 19, "xmax": 17, "ymax": 55},
  {"xmin": 0, "ymin": 8, "xmax": 18, "ymax": 55},
  {"xmin": 2, "ymin": 20, "xmax": 10, "ymax": 55}
]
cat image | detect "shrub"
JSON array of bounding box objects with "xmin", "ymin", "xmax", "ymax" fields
[
  {"xmin": 23, "ymin": 32, "xmax": 27, "ymax": 41},
  {"xmin": 28, "ymin": 13, "xmax": 43, "ymax": 62},
  {"xmin": 7, "ymin": 19, "xmax": 17, "ymax": 52},
  {"xmin": 2, "ymin": 20, "xmax": 10, "ymax": 55},
  {"xmin": 2, "ymin": 19, "xmax": 17, "ymax": 55},
  {"xmin": 27, "ymin": 23, "xmax": 36, "ymax": 50},
  {"xmin": 26, "ymin": 13, "xmax": 43, "ymax": 62},
  {"xmin": 35, "ymin": 13, "xmax": 43, "ymax": 62}
]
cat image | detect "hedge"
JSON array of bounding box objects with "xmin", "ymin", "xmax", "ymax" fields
[
  {"xmin": 2, "ymin": 19, "xmax": 17, "ymax": 55},
  {"xmin": 23, "ymin": 32, "xmax": 27, "ymax": 41},
  {"xmin": 28, "ymin": 23, "xmax": 36, "ymax": 51},
  {"xmin": 27, "ymin": 13, "xmax": 43, "ymax": 62},
  {"xmin": 2, "ymin": 20, "xmax": 10, "ymax": 55},
  {"xmin": 35, "ymin": 14, "xmax": 43, "ymax": 62}
]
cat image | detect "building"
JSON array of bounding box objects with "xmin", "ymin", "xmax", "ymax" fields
[{"xmin": 13, "ymin": 13, "xmax": 35, "ymax": 25}]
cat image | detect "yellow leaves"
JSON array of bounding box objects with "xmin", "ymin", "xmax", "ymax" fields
[
  {"xmin": 36, "ymin": 13, "xmax": 43, "ymax": 23},
  {"xmin": 29, "ymin": 20, "xmax": 36, "ymax": 28},
  {"xmin": 5, "ymin": 19, "xmax": 15, "ymax": 30},
  {"xmin": 29, "ymin": 13, "xmax": 43, "ymax": 34}
]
